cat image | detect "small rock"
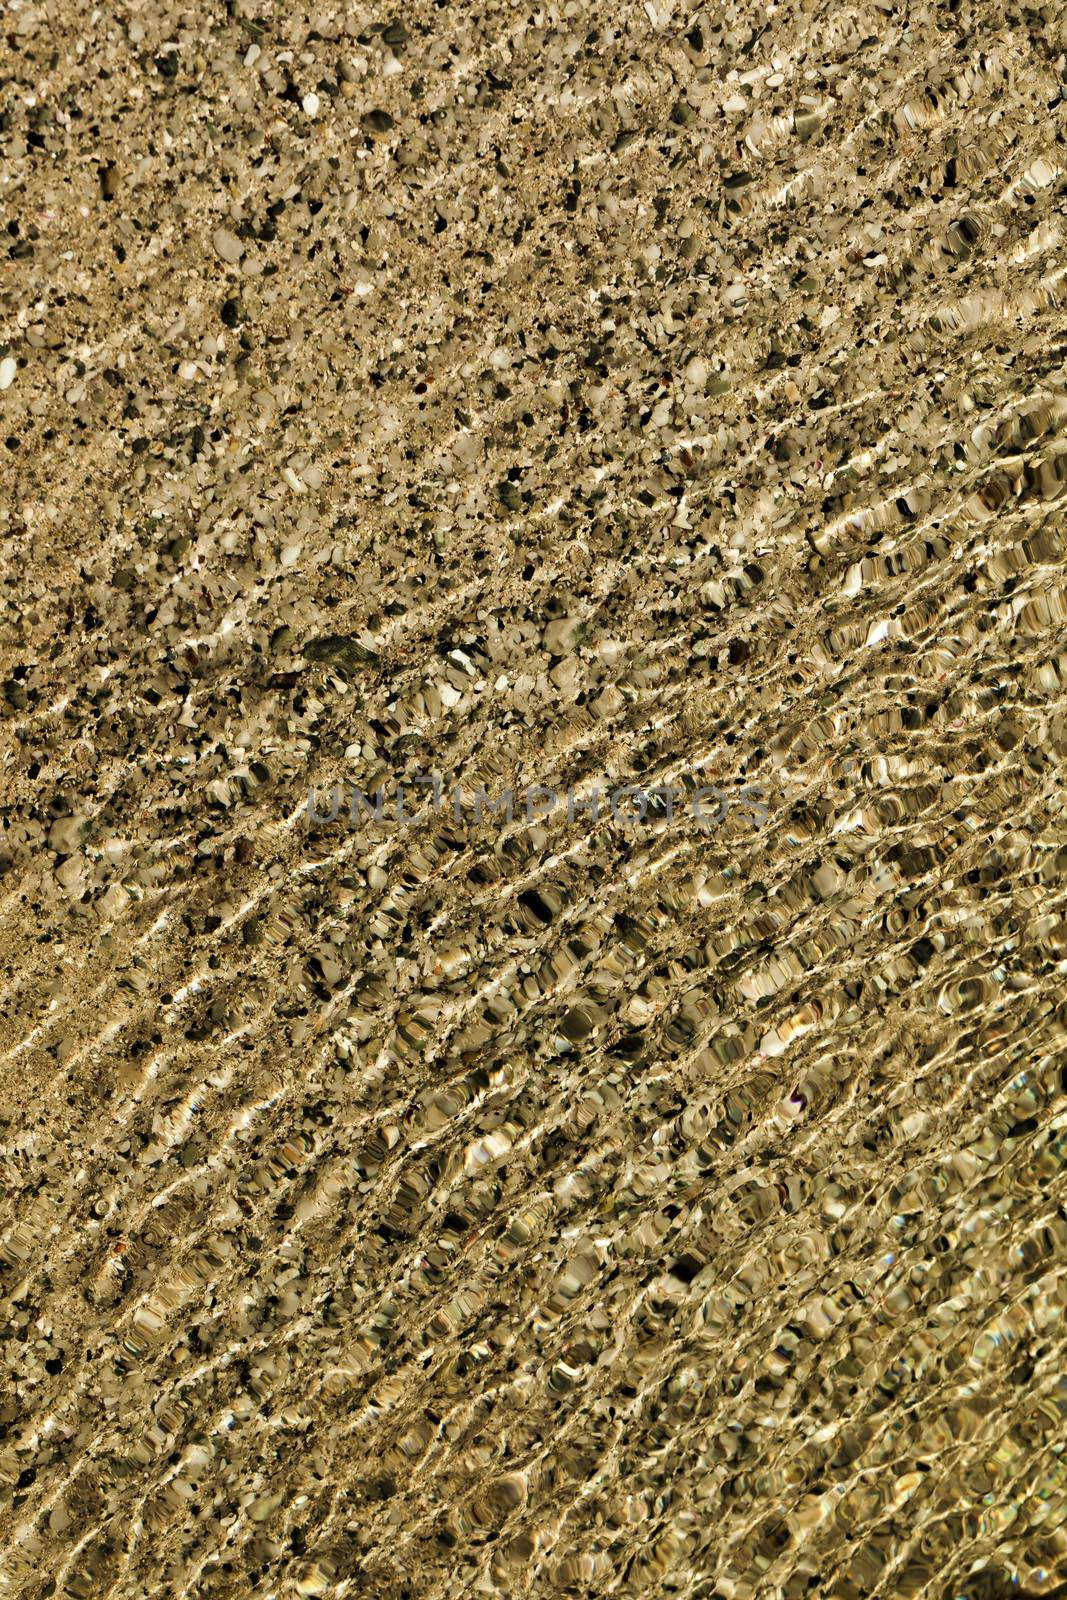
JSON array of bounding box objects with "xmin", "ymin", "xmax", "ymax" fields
[
  {"xmin": 0, "ymin": 357, "xmax": 16, "ymax": 391},
  {"xmin": 212, "ymin": 227, "xmax": 244, "ymax": 265},
  {"xmin": 362, "ymin": 108, "xmax": 395, "ymax": 137},
  {"xmin": 303, "ymin": 634, "xmax": 380, "ymax": 670},
  {"xmin": 543, "ymin": 617, "xmax": 582, "ymax": 656},
  {"xmin": 48, "ymin": 815, "xmax": 84, "ymax": 856}
]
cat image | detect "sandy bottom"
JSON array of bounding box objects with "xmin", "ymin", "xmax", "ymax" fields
[{"xmin": 1, "ymin": 0, "xmax": 1066, "ymax": 1596}]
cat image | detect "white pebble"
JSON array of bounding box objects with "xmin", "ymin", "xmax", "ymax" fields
[
  {"xmin": 302, "ymin": 92, "xmax": 320, "ymax": 116},
  {"xmin": 0, "ymin": 356, "xmax": 16, "ymax": 391},
  {"xmin": 212, "ymin": 227, "xmax": 244, "ymax": 265}
]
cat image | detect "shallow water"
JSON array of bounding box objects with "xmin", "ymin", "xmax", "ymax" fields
[{"xmin": 1, "ymin": 0, "xmax": 1066, "ymax": 1596}]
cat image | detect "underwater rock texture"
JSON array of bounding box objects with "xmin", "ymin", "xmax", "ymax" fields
[{"xmin": 1, "ymin": 0, "xmax": 1067, "ymax": 1597}]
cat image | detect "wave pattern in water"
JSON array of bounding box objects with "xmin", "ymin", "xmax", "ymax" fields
[{"xmin": 1, "ymin": 0, "xmax": 1067, "ymax": 1597}]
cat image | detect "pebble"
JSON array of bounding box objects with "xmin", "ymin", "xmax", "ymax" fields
[
  {"xmin": 212, "ymin": 227, "xmax": 244, "ymax": 265},
  {"xmin": 0, "ymin": 357, "xmax": 16, "ymax": 391}
]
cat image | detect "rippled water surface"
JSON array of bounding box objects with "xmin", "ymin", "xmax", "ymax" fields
[{"xmin": 1, "ymin": 0, "xmax": 1066, "ymax": 1596}]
